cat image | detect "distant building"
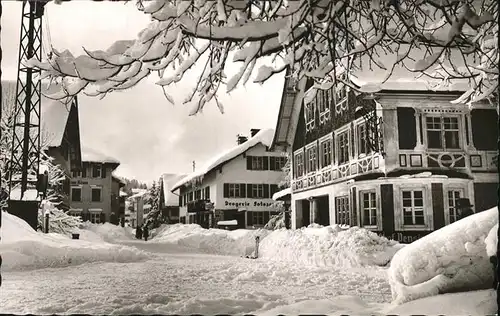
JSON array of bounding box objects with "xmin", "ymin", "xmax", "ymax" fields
[
  {"xmin": 68, "ymin": 147, "xmax": 121, "ymax": 223},
  {"xmin": 171, "ymin": 129, "xmax": 288, "ymax": 229},
  {"xmin": 128, "ymin": 189, "xmax": 149, "ymax": 228},
  {"xmin": 159, "ymin": 173, "xmax": 186, "ymax": 223}
]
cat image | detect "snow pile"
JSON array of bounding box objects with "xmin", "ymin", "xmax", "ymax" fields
[
  {"xmin": 388, "ymin": 207, "xmax": 497, "ymax": 304},
  {"xmin": 151, "ymin": 224, "xmax": 269, "ymax": 256},
  {"xmin": 0, "ymin": 212, "xmax": 149, "ymax": 271},
  {"xmin": 79, "ymin": 222, "xmax": 135, "ymax": 242},
  {"xmin": 171, "ymin": 129, "xmax": 274, "ymax": 191},
  {"xmin": 259, "ymin": 226, "xmax": 403, "ymax": 268},
  {"xmin": 485, "ymin": 223, "xmax": 497, "ymax": 257}
]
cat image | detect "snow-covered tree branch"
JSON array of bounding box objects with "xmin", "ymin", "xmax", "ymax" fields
[{"xmin": 29, "ymin": 0, "xmax": 498, "ymax": 113}]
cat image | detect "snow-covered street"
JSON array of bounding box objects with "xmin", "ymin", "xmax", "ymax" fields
[{"xmin": 0, "ymin": 239, "xmax": 391, "ymax": 315}]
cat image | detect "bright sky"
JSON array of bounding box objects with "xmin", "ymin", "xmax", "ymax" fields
[{"xmin": 1, "ymin": 1, "xmax": 283, "ymax": 184}]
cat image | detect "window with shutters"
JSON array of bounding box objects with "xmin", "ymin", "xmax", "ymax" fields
[
  {"xmin": 228, "ymin": 183, "xmax": 241, "ymax": 198},
  {"xmin": 72, "ymin": 170, "xmax": 81, "ymax": 178},
  {"xmin": 271, "ymin": 156, "xmax": 287, "ymax": 171},
  {"xmin": 251, "ymin": 156, "xmax": 266, "ymax": 170},
  {"xmin": 92, "ymin": 164, "xmax": 102, "ymax": 178},
  {"xmin": 306, "ymin": 145, "xmax": 317, "ymax": 173},
  {"xmin": 402, "ymin": 190, "xmax": 425, "ymax": 226},
  {"xmin": 252, "ymin": 211, "xmax": 266, "ymax": 225},
  {"xmin": 294, "ymin": 152, "xmax": 304, "ymax": 178},
  {"xmin": 425, "ymin": 116, "xmax": 461, "ymax": 150},
  {"xmin": 360, "ymin": 191, "xmax": 377, "ymax": 227},
  {"xmin": 335, "ymin": 196, "xmax": 350, "ymax": 225},
  {"xmin": 320, "ymin": 138, "xmax": 332, "ymax": 168},
  {"xmin": 89, "ymin": 210, "xmax": 102, "ymax": 224},
  {"xmin": 204, "ymin": 187, "xmax": 210, "ymax": 200},
  {"xmin": 71, "ymin": 186, "xmax": 82, "ymax": 202},
  {"xmin": 91, "ymin": 187, "xmax": 102, "ymax": 202},
  {"xmin": 337, "ymin": 131, "xmax": 349, "ymax": 164},
  {"xmin": 252, "ymin": 184, "xmax": 265, "ymax": 198}
]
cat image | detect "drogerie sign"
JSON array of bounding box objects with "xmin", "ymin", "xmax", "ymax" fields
[{"xmin": 224, "ymin": 200, "xmax": 274, "ymax": 208}]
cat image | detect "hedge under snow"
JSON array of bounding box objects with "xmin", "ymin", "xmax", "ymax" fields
[
  {"xmin": 1, "ymin": 211, "xmax": 149, "ymax": 271},
  {"xmin": 388, "ymin": 206, "xmax": 498, "ymax": 304},
  {"xmin": 151, "ymin": 223, "xmax": 403, "ymax": 268}
]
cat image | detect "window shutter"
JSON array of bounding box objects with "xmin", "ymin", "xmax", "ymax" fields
[
  {"xmin": 179, "ymin": 195, "xmax": 182, "ymax": 207},
  {"xmin": 263, "ymin": 211, "xmax": 270, "ymax": 225},
  {"xmin": 101, "ymin": 164, "xmax": 107, "ymax": 178},
  {"xmin": 263, "ymin": 156, "xmax": 269, "ymax": 170},
  {"xmin": 397, "ymin": 107, "xmax": 417, "ymax": 150},
  {"xmin": 263, "ymin": 184, "xmax": 270, "ymax": 198},
  {"xmin": 269, "ymin": 156, "xmax": 276, "ymax": 170},
  {"xmin": 82, "ymin": 163, "xmax": 87, "ymax": 178},
  {"xmin": 205, "ymin": 187, "xmax": 210, "ymax": 200},
  {"xmin": 247, "ymin": 156, "xmax": 253, "ymax": 170},
  {"xmin": 100, "ymin": 213, "xmax": 106, "ymax": 223},
  {"xmin": 240, "ymin": 183, "xmax": 246, "ymax": 198},
  {"xmin": 223, "ymin": 183, "xmax": 229, "ymax": 198},
  {"xmin": 246, "ymin": 211, "xmax": 253, "ymax": 227},
  {"xmin": 247, "ymin": 184, "xmax": 253, "ymax": 198}
]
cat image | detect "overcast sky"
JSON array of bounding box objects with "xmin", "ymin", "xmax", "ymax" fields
[{"xmin": 2, "ymin": 1, "xmax": 283, "ymax": 184}]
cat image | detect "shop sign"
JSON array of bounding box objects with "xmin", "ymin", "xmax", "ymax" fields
[
  {"xmin": 379, "ymin": 232, "xmax": 423, "ymax": 244},
  {"xmin": 224, "ymin": 200, "xmax": 274, "ymax": 208}
]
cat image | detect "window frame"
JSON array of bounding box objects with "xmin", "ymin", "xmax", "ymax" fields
[
  {"xmin": 92, "ymin": 164, "xmax": 102, "ymax": 178},
  {"xmin": 251, "ymin": 156, "xmax": 265, "ymax": 170},
  {"xmin": 424, "ymin": 114, "xmax": 462, "ymax": 151},
  {"xmin": 335, "ymin": 195, "xmax": 350, "ymax": 226},
  {"xmin": 319, "ymin": 136, "xmax": 333, "ymax": 169},
  {"xmin": 357, "ymin": 122, "xmax": 372, "ymax": 156},
  {"xmin": 399, "ymin": 188, "xmax": 427, "ymax": 229},
  {"xmin": 228, "ymin": 183, "xmax": 241, "ymax": 198},
  {"xmin": 444, "ymin": 186, "xmax": 467, "ymax": 225},
  {"xmin": 252, "ymin": 211, "xmax": 266, "ymax": 226},
  {"xmin": 304, "ymin": 98, "xmax": 316, "ymax": 131},
  {"xmin": 71, "ymin": 186, "xmax": 82, "ymax": 202},
  {"xmin": 89, "ymin": 208, "xmax": 102, "ymax": 224},
  {"xmin": 336, "ymin": 130, "xmax": 350, "ymax": 165},
  {"xmin": 251, "ymin": 184, "xmax": 265, "ymax": 198},
  {"xmin": 294, "ymin": 150, "xmax": 305, "ymax": 178},
  {"xmin": 91, "ymin": 186, "xmax": 102, "ymax": 202},
  {"xmin": 68, "ymin": 208, "xmax": 83, "ymax": 217},
  {"xmin": 360, "ymin": 190, "xmax": 378, "ymax": 229},
  {"xmin": 306, "ymin": 143, "xmax": 318, "ymax": 173}
]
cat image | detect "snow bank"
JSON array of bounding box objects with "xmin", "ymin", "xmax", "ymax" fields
[
  {"xmin": 79, "ymin": 222, "xmax": 135, "ymax": 242},
  {"xmin": 388, "ymin": 207, "xmax": 497, "ymax": 304},
  {"xmin": 152, "ymin": 223, "xmax": 403, "ymax": 268},
  {"xmin": 151, "ymin": 224, "xmax": 268, "ymax": 256},
  {"xmin": 1, "ymin": 212, "xmax": 149, "ymax": 271},
  {"xmin": 259, "ymin": 225, "xmax": 403, "ymax": 268}
]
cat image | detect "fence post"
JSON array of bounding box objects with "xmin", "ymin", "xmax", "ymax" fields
[
  {"xmin": 44, "ymin": 212, "xmax": 49, "ymax": 234},
  {"xmin": 255, "ymin": 236, "xmax": 260, "ymax": 258}
]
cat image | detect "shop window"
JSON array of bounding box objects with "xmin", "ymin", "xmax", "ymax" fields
[
  {"xmin": 335, "ymin": 196, "xmax": 350, "ymax": 225},
  {"xmin": 402, "ymin": 190, "xmax": 425, "ymax": 226},
  {"xmin": 361, "ymin": 191, "xmax": 377, "ymax": 227}
]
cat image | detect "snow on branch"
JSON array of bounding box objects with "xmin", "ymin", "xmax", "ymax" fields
[{"xmin": 28, "ymin": 0, "xmax": 498, "ymax": 113}]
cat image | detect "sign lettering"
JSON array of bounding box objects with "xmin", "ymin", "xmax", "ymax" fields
[
  {"xmin": 378, "ymin": 232, "xmax": 422, "ymax": 244},
  {"xmin": 224, "ymin": 200, "xmax": 274, "ymax": 208}
]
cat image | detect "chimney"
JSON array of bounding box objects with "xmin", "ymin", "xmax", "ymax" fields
[
  {"xmin": 250, "ymin": 129, "xmax": 260, "ymax": 137},
  {"xmin": 237, "ymin": 134, "xmax": 248, "ymax": 145}
]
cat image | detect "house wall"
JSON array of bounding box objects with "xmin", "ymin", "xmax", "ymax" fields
[
  {"xmin": 69, "ymin": 162, "xmax": 116, "ymax": 223},
  {"xmin": 289, "ymin": 88, "xmax": 498, "ymax": 241},
  {"xmin": 178, "ymin": 143, "xmax": 286, "ymax": 228}
]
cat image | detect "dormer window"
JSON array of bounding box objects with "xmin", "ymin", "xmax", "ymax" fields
[
  {"xmin": 317, "ymin": 88, "xmax": 331, "ymax": 124},
  {"xmin": 305, "ymin": 100, "xmax": 316, "ymax": 132}
]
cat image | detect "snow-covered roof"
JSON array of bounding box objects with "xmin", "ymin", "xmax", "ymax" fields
[
  {"xmin": 2, "ymin": 80, "xmax": 76, "ymax": 148},
  {"xmin": 171, "ymin": 129, "xmax": 275, "ymax": 191},
  {"xmin": 130, "ymin": 189, "xmax": 148, "ymax": 199},
  {"xmin": 81, "ymin": 147, "xmax": 120, "ymax": 164},
  {"xmin": 272, "ymin": 188, "xmax": 291, "ymax": 201},
  {"xmin": 119, "ymin": 190, "xmax": 129, "ymax": 197},
  {"xmin": 161, "ymin": 173, "xmax": 186, "ymax": 207},
  {"xmin": 349, "ymin": 75, "xmax": 470, "ymax": 93},
  {"xmin": 9, "ymin": 188, "xmax": 40, "ymax": 201}
]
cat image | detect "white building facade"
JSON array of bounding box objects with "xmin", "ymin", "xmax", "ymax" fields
[{"xmin": 171, "ymin": 129, "xmax": 288, "ymax": 229}]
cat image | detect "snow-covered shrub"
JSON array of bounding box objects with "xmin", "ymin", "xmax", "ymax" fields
[
  {"xmin": 37, "ymin": 200, "xmax": 81, "ymax": 235},
  {"xmin": 388, "ymin": 207, "xmax": 497, "ymax": 304},
  {"xmin": 264, "ymin": 212, "xmax": 286, "ymax": 230}
]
